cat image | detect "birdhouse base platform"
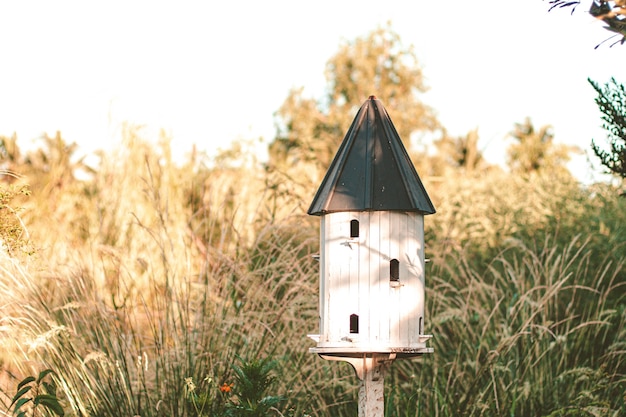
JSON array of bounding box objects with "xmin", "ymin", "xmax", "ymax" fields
[
  {"xmin": 308, "ymin": 334, "xmax": 433, "ymax": 358},
  {"xmin": 310, "ymin": 346, "xmax": 433, "ymax": 358}
]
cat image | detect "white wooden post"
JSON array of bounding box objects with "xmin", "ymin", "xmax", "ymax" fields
[{"xmin": 358, "ymin": 356, "xmax": 385, "ymax": 417}]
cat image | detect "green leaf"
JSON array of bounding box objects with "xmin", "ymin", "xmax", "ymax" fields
[
  {"xmin": 16, "ymin": 376, "xmax": 35, "ymax": 392},
  {"xmin": 34, "ymin": 394, "xmax": 62, "ymax": 405},
  {"xmin": 13, "ymin": 397, "xmax": 32, "ymax": 412},
  {"xmin": 37, "ymin": 397, "xmax": 65, "ymax": 416},
  {"xmin": 10, "ymin": 386, "xmax": 32, "ymax": 407},
  {"xmin": 37, "ymin": 369, "xmax": 56, "ymax": 383},
  {"xmin": 42, "ymin": 381, "xmax": 57, "ymax": 396}
]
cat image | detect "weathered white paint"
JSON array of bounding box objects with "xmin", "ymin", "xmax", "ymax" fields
[
  {"xmin": 315, "ymin": 210, "xmax": 429, "ymax": 353},
  {"xmin": 358, "ymin": 359, "xmax": 385, "ymax": 417}
]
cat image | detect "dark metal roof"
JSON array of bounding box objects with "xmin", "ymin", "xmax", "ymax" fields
[{"xmin": 308, "ymin": 96, "xmax": 436, "ymax": 216}]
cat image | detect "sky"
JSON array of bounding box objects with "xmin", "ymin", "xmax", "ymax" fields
[{"xmin": 1, "ymin": 1, "xmax": 626, "ymax": 183}]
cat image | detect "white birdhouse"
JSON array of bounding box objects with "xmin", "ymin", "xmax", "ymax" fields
[{"xmin": 308, "ymin": 96, "xmax": 435, "ymax": 358}]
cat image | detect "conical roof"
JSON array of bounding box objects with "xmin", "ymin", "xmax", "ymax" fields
[{"xmin": 308, "ymin": 96, "xmax": 435, "ymax": 216}]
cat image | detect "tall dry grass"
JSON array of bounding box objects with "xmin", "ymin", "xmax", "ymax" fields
[
  {"xmin": 0, "ymin": 129, "xmax": 624, "ymax": 416},
  {"xmin": 0, "ymin": 219, "xmax": 324, "ymax": 416},
  {"xmin": 0, "ymin": 130, "xmax": 346, "ymax": 416},
  {"xmin": 404, "ymin": 236, "xmax": 624, "ymax": 416}
]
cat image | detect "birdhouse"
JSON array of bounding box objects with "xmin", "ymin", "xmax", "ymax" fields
[{"xmin": 308, "ymin": 96, "xmax": 435, "ymax": 358}]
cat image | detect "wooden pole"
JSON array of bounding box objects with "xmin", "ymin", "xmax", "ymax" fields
[{"xmin": 358, "ymin": 356, "xmax": 385, "ymax": 417}]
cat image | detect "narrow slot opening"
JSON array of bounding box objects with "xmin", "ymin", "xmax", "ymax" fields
[
  {"xmin": 390, "ymin": 259, "xmax": 400, "ymax": 282},
  {"xmin": 350, "ymin": 219, "xmax": 359, "ymax": 238},
  {"xmin": 419, "ymin": 317, "xmax": 423, "ymax": 335},
  {"xmin": 349, "ymin": 314, "xmax": 359, "ymax": 333}
]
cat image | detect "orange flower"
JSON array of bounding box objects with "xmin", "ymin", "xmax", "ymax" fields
[{"xmin": 220, "ymin": 382, "xmax": 233, "ymax": 393}]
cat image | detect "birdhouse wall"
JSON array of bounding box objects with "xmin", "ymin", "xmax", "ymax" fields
[{"xmin": 317, "ymin": 211, "xmax": 426, "ymax": 351}]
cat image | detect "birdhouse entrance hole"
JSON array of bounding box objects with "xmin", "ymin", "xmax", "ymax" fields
[
  {"xmin": 350, "ymin": 219, "xmax": 359, "ymax": 238},
  {"xmin": 350, "ymin": 314, "xmax": 359, "ymax": 333},
  {"xmin": 390, "ymin": 259, "xmax": 400, "ymax": 282}
]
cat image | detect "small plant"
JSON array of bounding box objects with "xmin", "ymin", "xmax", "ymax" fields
[
  {"xmin": 185, "ymin": 375, "xmax": 231, "ymax": 417},
  {"xmin": 224, "ymin": 356, "xmax": 285, "ymax": 417},
  {"xmin": 9, "ymin": 369, "xmax": 64, "ymax": 417},
  {"xmin": 185, "ymin": 356, "xmax": 286, "ymax": 417}
]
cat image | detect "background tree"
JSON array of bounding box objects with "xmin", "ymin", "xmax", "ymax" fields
[
  {"xmin": 548, "ymin": 0, "xmax": 626, "ymax": 47},
  {"xmin": 268, "ymin": 24, "xmax": 441, "ymax": 180},
  {"xmin": 588, "ymin": 77, "xmax": 626, "ymax": 178},
  {"xmin": 23, "ymin": 131, "xmax": 93, "ymax": 195},
  {"xmin": 506, "ymin": 117, "xmax": 578, "ymax": 175},
  {"xmin": 0, "ymin": 182, "xmax": 31, "ymax": 255},
  {"xmin": 430, "ymin": 128, "xmax": 488, "ymax": 175},
  {"xmin": 324, "ymin": 24, "xmax": 440, "ymax": 143},
  {"xmin": 0, "ymin": 135, "xmax": 32, "ymax": 255}
]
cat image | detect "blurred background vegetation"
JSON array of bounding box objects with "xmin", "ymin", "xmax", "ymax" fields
[{"xmin": 0, "ymin": 24, "xmax": 624, "ymax": 417}]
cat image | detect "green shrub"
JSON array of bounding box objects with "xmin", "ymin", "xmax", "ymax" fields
[{"xmin": 8, "ymin": 369, "xmax": 64, "ymax": 417}]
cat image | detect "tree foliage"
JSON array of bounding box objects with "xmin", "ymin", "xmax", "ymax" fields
[
  {"xmin": 0, "ymin": 182, "xmax": 31, "ymax": 255},
  {"xmin": 506, "ymin": 117, "xmax": 578, "ymax": 175},
  {"xmin": 268, "ymin": 24, "xmax": 441, "ymax": 178},
  {"xmin": 324, "ymin": 24, "xmax": 440, "ymax": 141},
  {"xmin": 547, "ymin": 0, "xmax": 626, "ymax": 47},
  {"xmin": 588, "ymin": 77, "xmax": 626, "ymax": 179},
  {"xmin": 430, "ymin": 128, "xmax": 488, "ymax": 175},
  {"xmin": 0, "ymin": 136, "xmax": 32, "ymax": 255}
]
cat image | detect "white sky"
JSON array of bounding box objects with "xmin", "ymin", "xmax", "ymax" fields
[{"xmin": 1, "ymin": 1, "xmax": 625, "ymax": 182}]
